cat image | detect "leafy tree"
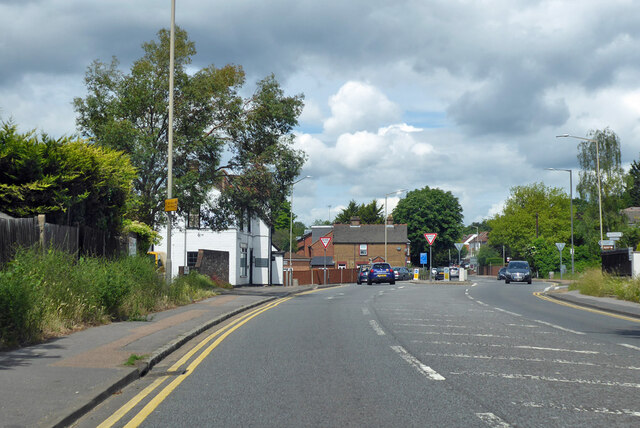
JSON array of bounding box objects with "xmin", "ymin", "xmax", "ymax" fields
[
  {"xmin": 312, "ymin": 219, "xmax": 331, "ymax": 226},
  {"xmin": 625, "ymin": 159, "xmax": 640, "ymax": 207},
  {"xmin": 392, "ymin": 186, "xmax": 464, "ymax": 266},
  {"xmin": 74, "ymin": 27, "xmax": 305, "ymax": 231},
  {"xmin": 359, "ymin": 199, "xmax": 384, "ymax": 224},
  {"xmin": 334, "ymin": 200, "xmax": 360, "ymax": 224},
  {"xmin": 576, "ymin": 128, "xmax": 626, "ymax": 237},
  {"xmin": 0, "ymin": 121, "xmax": 135, "ymax": 231},
  {"xmin": 488, "ymin": 183, "xmax": 571, "ymax": 258}
]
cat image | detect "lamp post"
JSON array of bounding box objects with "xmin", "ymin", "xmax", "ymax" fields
[
  {"xmin": 288, "ymin": 175, "xmax": 311, "ymax": 286},
  {"xmin": 165, "ymin": 0, "xmax": 176, "ymax": 284},
  {"xmin": 384, "ymin": 189, "xmax": 407, "ymax": 263},
  {"xmin": 545, "ymin": 168, "xmax": 574, "ymax": 275},
  {"xmin": 557, "ymin": 134, "xmax": 603, "ymax": 246}
]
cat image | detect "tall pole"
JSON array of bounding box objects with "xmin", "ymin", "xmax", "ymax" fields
[
  {"xmin": 165, "ymin": 0, "xmax": 176, "ymax": 284},
  {"xmin": 545, "ymin": 167, "xmax": 575, "ymax": 275},
  {"xmin": 289, "ymin": 176, "xmax": 311, "ymax": 286},
  {"xmin": 557, "ymin": 134, "xmax": 603, "ymax": 247}
]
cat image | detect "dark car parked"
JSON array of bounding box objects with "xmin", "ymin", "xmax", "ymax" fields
[
  {"xmin": 367, "ymin": 262, "xmax": 395, "ymax": 285},
  {"xmin": 505, "ymin": 260, "xmax": 532, "ymax": 284},
  {"xmin": 356, "ymin": 265, "xmax": 370, "ymax": 284},
  {"xmin": 393, "ymin": 266, "xmax": 412, "ymax": 281},
  {"xmin": 434, "ymin": 267, "xmax": 445, "ymax": 280},
  {"xmin": 497, "ymin": 267, "xmax": 507, "ymax": 280}
]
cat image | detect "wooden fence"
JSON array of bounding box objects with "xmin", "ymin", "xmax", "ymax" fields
[
  {"xmin": 0, "ymin": 215, "xmax": 128, "ymax": 266},
  {"xmin": 287, "ymin": 268, "xmax": 359, "ymax": 286}
]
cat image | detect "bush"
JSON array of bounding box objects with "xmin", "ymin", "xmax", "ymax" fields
[{"xmin": 570, "ymin": 268, "xmax": 640, "ymax": 303}]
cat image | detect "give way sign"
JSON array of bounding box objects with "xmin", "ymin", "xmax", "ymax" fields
[
  {"xmin": 424, "ymin": 233, "xmax": 437, "ymax": 246},
  {"xmin": 320, "ymin": 236, "xmax": 332, "ymax": 248}
]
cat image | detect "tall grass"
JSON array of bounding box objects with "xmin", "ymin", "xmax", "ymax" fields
[
  {"xmin": 569, "ymin": 268, "xmax": 640, "ymax": 303},
  {"xmin": 0, "ymin": 246, "xmax": 223, "ymax": 349}
]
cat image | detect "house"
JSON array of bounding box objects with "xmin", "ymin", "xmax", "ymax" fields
[
  {"xmin": 154, "ymin": 188, "xmax": 282, "ymax": 286},
  {"xmin": 292, "ymin": 216, "xmax": 409, "ymax": 269},
  {"xmin": 462, "ymin": 231, "xmax": 489, "ymax": 257}
]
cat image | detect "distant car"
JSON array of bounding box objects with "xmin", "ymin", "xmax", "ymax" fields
[
  {"xmin": 431, "ymin": 267, "xmax": 438, "ymax": 277},
  {"xmin": 497, "ymin": 267, "xmax": 507, "ymax": 280},
  {"xmin": 505, "ymin": 260, "xmax": 532, "ymax": 284},
  {"xmin": 450, "ymin": 267, "xmax": 459, "ymax": 278},
  {"xmin": 392, "ymin": 266, "xmax": 411, "ymax": 281},
  {"xmin": 367, "ymin": 262, "xmax": 395, "ymax": 285},
  {"xmin": 356, "ymin": 265, "xmax": 370, "ymax": 284},
  {"xmin": 434, "ymin": 267, "xmax": 445, "ymax": 280}
]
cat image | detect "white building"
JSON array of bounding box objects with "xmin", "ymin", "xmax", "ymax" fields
[{"xmin": 155, "ymin": 190, "xmax": 283, "ymax": 286}]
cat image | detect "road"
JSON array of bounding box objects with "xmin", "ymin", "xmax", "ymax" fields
[{"xmin": 76, "ymin": 278, "xmax": 640, "ymax": 427}]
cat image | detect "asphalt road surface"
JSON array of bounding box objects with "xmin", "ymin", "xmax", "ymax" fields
[{"xmin": 76, "ymin": 278, "xmax": 640, "ymax": 427}]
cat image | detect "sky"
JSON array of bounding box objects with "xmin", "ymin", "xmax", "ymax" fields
[{"xmin": 2, "ymin": 0, "xmax": 640, "ymax": 227}]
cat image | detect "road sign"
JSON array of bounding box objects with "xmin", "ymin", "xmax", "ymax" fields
[
  {"xmin": 607, "ymin": 232, "xmax": 623, "ymax": 239},
  {"xmin": 555, "ymin": 243, "xmax": 565, "ymax": 252},
  {"xmin": 164, "ymin": 198, "xmax": 178, "ymax": 211},
  {"xmin": 424, "ymin": 233, "xmax": 437, "ymax": 246},
  {"xmin": 598, "ymin": 240, "xmax": 614, "ymax": 247},
  {"xmin": 454, "ymin": 243, "xmax": 464, "ymax": 251},
  {"xmin": 420, "ymin": 253, "xmax": 428, "ymax": 264},
  {"xmin": 320, "ymin": 237, "xmax": 332, "ymax": 248}
]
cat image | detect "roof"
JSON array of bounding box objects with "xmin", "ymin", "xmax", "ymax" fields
[
  {"xmin": 462, "ymin": 231, "xmax": 489, "ymax": 244},
  {"xmin": 310, "ymin": 256, "xmax": 334, "ymax": 266},
  {"xmin": 311, "ymin": 225, "xmax": 333, "ymax": 243},
  {"xmin": 332, "ymin": 223, "xmax": 408, "ymax": 244}
]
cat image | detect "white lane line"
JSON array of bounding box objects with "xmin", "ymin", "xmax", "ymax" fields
[
  {"xmin": 532, "ymin": 319, "xmax": 585, "ymax": 335},
  {"xmin": 362, "ymin": 307, "xmax": 370, "ymax": 315},
  {"xmin": 515, "ymin": 345, "xmax": 597, "ymax": 354},
  {"xmin": 398, "ymin": 286, "xmax": 405, "ymax": 289},
  {"xmin": 369, "ymin": 320, "xmax": 385, "ymax": 336},
  {"xmin": 506, "ymin": 323, "xmax": 538, "ymax": 328},
  {"xmin": 390, "ymin": 345, "xmax": 445, "ymax": 381},
  {"xmin": 398, "ymin": 331, "xmax": 509, "ymax": 338},
  {"xmin": 395, "ymin": 323, "xmax": 469, "ymax": 328},
  {"xmin": 515, "ymin": 400, "xmax": 640, "ymax": 417},
  {"xmin": 475, "ymin": 300, "xmax": 490, "ymax": 307},
  {"xmin": 493, "ymin": 307, "xmax": 522, "ymax": 317},
  {"xmin": 620, "ymin": 343, "xmax": 640, "ymax": 352},
  {"xmin": 475, "ymin": 412, "xmax": 511, "ymax": 427},
  {"xmin": 450, "ymin": 370, "xmax": 640, "ymax": 388}
]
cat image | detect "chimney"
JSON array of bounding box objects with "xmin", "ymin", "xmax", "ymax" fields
[
  {"xmin": 350, "ymin": 216, "xmax": 361, "ymax": 226},
  {"xmin": 386, "ymin": 215, "xmax": 393, "ymax": 225}
]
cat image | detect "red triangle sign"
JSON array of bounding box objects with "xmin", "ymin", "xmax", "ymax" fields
[
  {"xmin": 424, "ymin": 233, "xmax": 437, "ymax": 245},
  {"xmin": 320, "ymin": 237, "xmax": 332, "ymax": 248}
]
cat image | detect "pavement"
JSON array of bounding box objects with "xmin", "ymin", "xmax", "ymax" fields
[{"xmin": 1, "ymin": 280, "xmax": 639, "ymax": 427}]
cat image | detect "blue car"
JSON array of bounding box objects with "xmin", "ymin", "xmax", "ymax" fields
[
  {"xmin": 356, "ymin": 265, "xmax": 370, "ymax": 284},
  {"xmin": 367, "ymin": 262, "xmax": 395, "ymax": 285}
]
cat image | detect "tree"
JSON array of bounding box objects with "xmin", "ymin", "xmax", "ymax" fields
[
  {"xmin": 74, "ymin": 27, "xmax": 305, "ymax": 231},
  {"xmin": 576, "ymin": 128, "xmax": 626, "ymax": 237},
  {"xmin": 0, "ymin": 121, "xmax": 135, "ymax": 231},
  {"xmin": 392, "ymin": 186, "xmax": 464, "ymax": 266},
  {"xmin": 488, "ymin": 183, "xmax": 570, "ymax": 258},
  {"xmin": 334, "ymin": 200, "xmax": 360, "ymax": 224},
  {"xmin": 359, "ymin": 200, "xmax": 384, "ymax": 224},
  {"xmin": 625, "ymin": 159, "xmax": 640, "ymax": 207}
]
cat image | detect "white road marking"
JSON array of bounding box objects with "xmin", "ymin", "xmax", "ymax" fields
[
  {"xmin": 398, "ymin": 286, "xmax": 405, "ymax": 289},
  {"xmin": 450, "ymin": 370, "xmax": 640, "ymax": 388},
  {"xmin": 620, "ymin": 343, "xmax": 640, "ymax": 352},
  {"xmin": 475, "ymin": 412, "xmax": 511, "ymax": 427},
  {"xmin": 515, "ymin": 400, "xmax": 640, "ymax": 417},
  {"xmin": 369, "ymin": 320, "xmax": 385, "ymax": 336},
  {"xmin": 506, "ymin": 323, "xmax": 537, "ymax": 328},
  {"xmin": 515, "ymin": 345, "xmax": 598, "ymax": 354},
  {"xmin": 395, "ymin": 323, "xmax": 469, "ymax": 328},
  {"xmin": 475, "ymin": 300, "xmax": 490, "ymax": 307},
  {"xmin": 362, "ymin": 307, "xmax": 370, "ymax": 315},
  {"xmin": 533, "ymin": 319, "xmax": 584, "ymax": 335},
  {"xmin": 493, "ymin": 308, "xmax": 522, "ymax": 317},
  {"xmin": 398, "ymin": 331, "xmax": 509, "ymax": 338},
  {"xmin": 390, "ymin": 345, "xmax": 445, "ymax": 380}
]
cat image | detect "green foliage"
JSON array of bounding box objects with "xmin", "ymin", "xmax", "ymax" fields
[
  {"xmin": 0, "ymin": 247, "xmax": 224, "ymax": 350},
  {"xmin": 74, "ymin": 27, "xmax": 306, "ymax": 230},
  {"xmin": 488, "ymin": 183, "xmax": 571, "ymax": 258},
  {"xmin": 333, "ymin": 199, "xmax": 384, "ymax": 224},
  {"xmin": 570, "ymin": 268, "xmax": 640, "ymax": 303},
  {"xmin": 122, "ymin": 220, "xmax": 160, "ymax": 254},
  {"xmin": 392, "ymin": 186, "xmax": 464, "ymax": 266},
  {"xmin": 624, "ymin": 159, "xmax": 640, "ymax": 207},
  {"xmin": 477, "ymin": 245, "xmax": 500, "ymax": 266},
  {"xmin": 0, "ymin": 121, "xmax": 136, "ymax": 231}
]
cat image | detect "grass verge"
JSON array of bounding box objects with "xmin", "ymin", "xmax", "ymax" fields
[{"xmin": 569, "ymin": 268, "xmax": 640, "ymax": 303}]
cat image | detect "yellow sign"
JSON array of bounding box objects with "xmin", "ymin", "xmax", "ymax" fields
[{"xmin": 165, "ymin": 198, "xmax": 178, "ymax": 212}]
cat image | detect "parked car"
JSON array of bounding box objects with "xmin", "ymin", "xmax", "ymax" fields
[
  {"xmin": 356, "ymin": 265, "xmax": 370, "ymax": 284},
  {"xmin": 393, "ymin": 266, "xmax": 412, "ymax": 281},
  {"xmin": 367, "ymin": 262, "xmax": 395, "ymax": 285},
  {"xmin": 497, "ymin": 266, "xmax": 507, "ymax": 280},
  {"xmin": 450, "ymin": 266, "xmax": 459, "ymax": 278},
  {"xmin": 434, "ymin": 267, "xmax": 445, "ymax": 280},
  {"xmin": 504, "ymin": 260, "xmax": 532, "ymax": 284}
]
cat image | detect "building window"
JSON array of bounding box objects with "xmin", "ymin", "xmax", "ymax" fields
[
  {"xmin": 338, "ymin": 263, "xmax": 346, "ymax": 269},
  {"xmin": 187, "ymin": 206, "xmax": 200, "ymax": 229},
  {"xmin": 255, "ymin": 257, "xmax": 269, "ymax": 268},
  {"xmin": 359, "ymin": 244, "xmax": 368, "ymax": 256},
  {"xmin": 187, "ymin": 251, "xmax": 198, "ymax": 267},
  {"xmin": 240, "ymin": 247, "xmax": 248, "ymax": 277}
]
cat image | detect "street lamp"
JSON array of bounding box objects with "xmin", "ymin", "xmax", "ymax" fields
[
  {"xmin": 556, "ymin": 134, "xmax": 603, "ymax": 245},
  {"xmin": 288, "ymin": 175, "xmax": 311, "ymax": 286},
  {"xmin": 545, "ymin": 168, "xmax": 575, "ymax": 275},
  {"xmin": 165, "ymin": 0, "xmax": 176, "ymax": 283},
  {"xmin": 384, "ymin": 189, "xmax": 407, "ymax": 263}
]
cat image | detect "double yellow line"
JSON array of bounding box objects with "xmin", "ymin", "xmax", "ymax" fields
[
  {"xmin": 98, "ymin": 296, "xmax": 294, "ymax": 428},
  {"xmin": 534, "ymin": 291, "xmax": 640, "ymax": 323}
]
